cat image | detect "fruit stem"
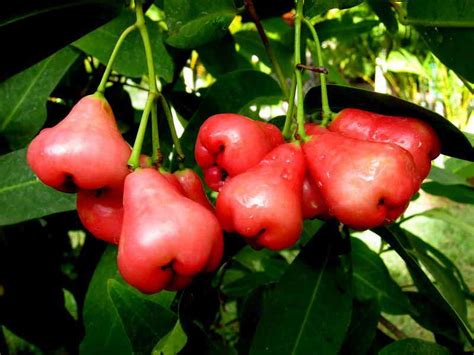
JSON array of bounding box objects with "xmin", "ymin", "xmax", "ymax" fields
[
  {"xmin": 302, "ymin": 17, "xmax": 334, "ymax": 125},
  {"xmin": 282, "ymin": 74, "xmax": 297, "ymax": 139},
  {"xmin": 151, "ymin": 102, "xmax": 161, "ymax": 165},
  {"xmin": 160, "ymin": 95, "xmax": 185, "ymax": 168},
  {"xmin": 294, "ymin": 0, "xmax": 309, "ymax": 142},
  {"xmin": 244, "ymin": 0, "xmax": 289, "ymax": 98},
  {"xmin": 96, "ymin": 24, "xmax": 137, "ymax": 94}
]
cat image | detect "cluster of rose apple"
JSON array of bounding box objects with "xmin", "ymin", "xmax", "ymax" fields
[{"xmin": 27, "ymin": 94, "xmax": 440, "ymax": 294}]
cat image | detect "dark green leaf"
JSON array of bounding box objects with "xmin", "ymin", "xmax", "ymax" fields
[
  {"xmin": 164, "ymin": 0, "xmax": 236, "ymax": 49},
  {"xmin": 0, "ymin": 0, "xmax": 123, "ymax": 81},
  {"xmin": 315, "ymin": 19, "xmax": 379, "ymax": 42},
  {"xmin": 109, "ymin": 280, "xmax": 177, "ymax": 354},
  {"xmin": 373, "ymin": 226, "xmax": 474, "ymax": 345},
  {"xmin": 0, "ymin": 149, "xmax": 76, "ymax": 226},
  {"xmin": 177, "ymin": 70, "xmax": 283, "ymax": 168},
  {"xmin": 366, "ymin": 0, "xmax": 398, "ymax": 34},
  {"xmin": 340, "ymin": 298, "xmax": 381, "ymax": 355},
  {"xmin": 0, "ymin": 47, "xmax": 79, "ymax": 148},
  {"xmin": 81, "ymin": 246, "xmax": 175, "ymax": 354},
  {"xmin": 379, "ymin": 338, "xmax": 449, "ymax": 355},
  {"xmin": 421, "ymin": 182, "xmax": 474, "ymax": 204},
  {"xmin": 352, "ymin": 238, "xmax": 412, "ymax": 315},
  {"xmin": 406, "ymin": 0, "xmax": 474, "ymax": 27},
  {"xmin": 152, "ymin": 321, "xmax": 188, "ymax": 355},
  {"xmin": 305, "ymin": 85, "xmax": 474, "ymax": 161},
  {"xmin": 250, "ymin": 222, "xmax": 352, "ymax": 355},
  {"xmin": 304, "ymin": 0, "xmax": 364, "ymax": 17},
  {"xmin": 74, "ymin": 11, "xmax": 174, "ymax": 81},
  {"xmin": 222, "ymin": 272, "xmax": 279, "ymax": 298},
  {"xmin": 417, "ymin": 26, "xmax": 474, "ymax": 82}
]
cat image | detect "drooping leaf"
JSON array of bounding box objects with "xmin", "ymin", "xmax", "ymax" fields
[
  {"xmin": 152, "ymin": 321, "xmax": 188, "ymax": 355},
  {"xmin": 379, "ymin": 338, "xmax": 449, "ymax": 355},
  {"xmin": 304, "ymin": 0, "xmax": 364, "ymax": 18},
  {"xmin": 0, "ymin": 149, "xmax": 76, "ymax": 226},
  {"xmin": 108, "ymin": 280, "xmax": 177, "ymax": 354},
  {"xmin": 415, "ymin": 208, "xmax": 474, "ymax": 236},
  {"xmin": 250, "ymin": 222, "xmax": 352, "ymax": 355},
  {"xmin": 0, "ymin": 47, "xmax": 79, "ymax": 148},
  {"xmin": 0, "ymin": 0, "xmax": 123, "ymax": 81},
  {"xmin": 164, "ymin": 0, "xmax": 237, "ymax": 49},
  {"xmin": 406, "ymin": 0, "xmax": 474, "ymax": 27},
  {"xmin": 366, "ymin": 0, "xmax": 398, "ymax": 34},
  {"xmin": 74, "ymin": 11, "xmax": 174, "ymax": 81},
  {"xmin": 305, "ymin": 85, "xmax": 474, "ymax": 161},
  {"xmin": 352, "ymin": 238, "xmax": 412, "ymax": 315}
]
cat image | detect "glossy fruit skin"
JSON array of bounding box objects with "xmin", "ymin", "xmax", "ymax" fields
[
  {"xmin": 118, "ymin": 168, "xmax": 223, "ymax": 294},
  {"xmin": 329, "ymin": 109, "xmax": 441, "ymax": 181},
  {"xmin": 174, "ymin": 169, "xmax": 214, "ymax": 211},
  {"xmin": 303, "ymin": 128, "xmax": 420, "ymax": 230},
  {"xmin": 301, "ymin": 174, "xmax": 329, "ymax": 220},
  {"xmin": 216, "ymin": 143, "xmax": 305, "ymax": 250},
  {"xmin": 195, "ymin": 114, "xmax": 284, "ymax": 191},
  {"xmin": 27, "ymin": 95, "xmax": 131, "ymax": 192}
]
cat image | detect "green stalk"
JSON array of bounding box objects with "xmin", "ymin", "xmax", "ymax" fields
[
  {"xmin": 160, "ymin": 95, "xmax": 185, "ymax": 168},
  {"xmin": 294, "ymin": 0, "xmax": 308, "ymax": 141},
  {"xmin": 282, "ymin": 74, "xmax": 297, "ymax": 139},
  {"xmin": 151, "ymin": 103, "xmax": 160, "ymax": 165},
  {"xmin": 96, "ymin": 24, "xmax": 137, "ymax": 94},
  {"xmin": 302, "ymin": 18, "xmax": 333, "ymax": 125}
]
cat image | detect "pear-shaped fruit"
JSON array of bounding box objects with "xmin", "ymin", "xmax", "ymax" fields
[
  {"xmin": 118, "ymin": 168, "xmax": 223, "ymax": 294},
  {"xmin": 303, "ymin": 129, "xmax": 419, "ymax": 230},
  {"xmin": 216, "ymin": 143, "xmax": 305, "ymax": 250},
  {"xmin": 301, "ymin": 174, "xmax": 329, "ymax": 220},
  {"xmin": 329, "ymin": 109, "xmax": 441, "ymax": 181},
  {"xmin": 175, "ymin": 169, "xmax": 214, "ymax": 211},
  {"xmin": 195, "ymin": 114, "xmax": 284, "ymax": 191},
  {"xmin": 27, "ymin": 95, "xmax": 131, "ymax": 192}
]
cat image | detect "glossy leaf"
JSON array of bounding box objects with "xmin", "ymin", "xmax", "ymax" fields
[
  {"xmin": 81, "ymin": 246, "xmax": 175, "ymax": 354},
  {"xmin": 0, "ymin": 0, "xmax": 123, "ymax": 81},
  {"xmin": 352, "ymin": 238, "xmax": 412, "ymax": 315},
  {"xmin": 304, "ymin": 0, "xmax": 364, "ymax": 17},
  {"xmin": 373, "ymin": 226, "xmax": 474, "ymax": 345},
  {"xmin": 406, "ymin": 0, "xmax": 474, "ymax": 27},
  {"xmin": 427, "ymin": 166, "xmax": 470, "ymax": 186},
  {"xmin": 0, "ymin": 47, "xmax": 79, "ymax": 148},
  {"xmin": 340, "ymin": 298, "xmax": 381, "ymax": 355},
  {"xmin": 366, "ymin": 0, "xmax": 398, "ymax": 34},
  {"xmin": 164, "ymin": 0, "xmax": 236, "ymax": 49},
  {"xmin": 0, "ymin": 149, "xmax": 76, "ymax": 226},
  {"xmin": 250, "ymin": 222, "xmax": 352, "ymax": 355},
  {"xmin": 421, "ymin": 182, "xmax": 474, "ymax": 204},
  {"xmin": 177, "ymin": 70, "xmax": 283, "ymax": 168},
  {"xmin": 152, "ymin": 321, "xmax": 188, "ymax": 355},
  {"xmin": 109, "ymin": 280, "xmax": 177, "ymax": 354},
  {"xmin": 74, "ymin": 11, "xmax": 173, "ymax": 81},
  {"xmin": 379, "ymin": 338, "xmax": 449, "ymax": 355},
  {"xmin": 305, "ymin": 85, "xmax": 474, "ymax": 161}
]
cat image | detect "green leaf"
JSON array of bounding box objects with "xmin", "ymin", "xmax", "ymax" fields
[
  {"xmin": 426, "ymin": 166, "xmax": 470, "ymax": 186},
  {"xmin": 352, "ymin": 238, "xmax": 412, "ymax": 315},
  {"xmin": 152, "ymin": 321, "xmax": 188, "ymax": 355},
  {"xmin": 0, "ymin": 0, "xmax": 123, "ymax": 81},
  {"xmin": 305, "ymin": 85, "xmax": 474, "ymax": 161},
  {"xmin": 0, "ymin": 149, "xmax": 76, "ymax": 226},
  {"xmin": 373, "ymin": 226, "xmax": 474, "ymax": 345},
  {"xmin": 406, "ymin": 0, "xmax": 474, "ymax": 27},
  {"xmin": 250, "ymin": 222, "xmax": 352, "ymax": 355},
  {"xmin": 177, "ymin": 70, "xmax": 283, "ymax": 168},
  {"xmin": 379, "ymin": 338, "xmax": 449, "ymax": 355},
  {"xmin": 386, "ymin": 49, "xmax": 427, "ymax": 77},
  {"xmin": 81, "ymin": 246, "xmax": 176, "ymax": 354},
  {"xmin": 74, "ymin": 11, "xmax": 173, "ymax": 81},
  {"xmin": 366, "ymin": 0, "xmax": 398, "ymax": 34},
  {"xmin": 340, "ymin": 298, "xmax": 381, "ymax": 355},
  {"xmin": 416, "ymin": 208, "xmax": 474, "ymax": 235},
  {"xmin": 416, "ymin": 26, "xmax": 474, "ymax": 82},
  {"xmin": 108, "ymin": 280, "xmax": 177, "ymax": 354},
  {"xmin": 315, "ymin": 19, "xmax": 379, "ymax": 42},
  {"xmin": 0, "ymin": 47, "xmax": 79, "ymax": 148},
  {"xmin": 421, "ymin": 182, "xmax": 474, "ymax": 204},
  {"xmin": 164, "ymin": 0, "xmax": 236, "ymax": 49},
  {"xmin": 304, "ymin": 0, "xmax": 364, "ymax": 17}
]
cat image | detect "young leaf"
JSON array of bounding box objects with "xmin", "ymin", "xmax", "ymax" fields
[
  {"xmin": 250, "ymin": 222, "xmax": 352, "ymax": 355},
  {"xmin": 304, "ymin": 0, "xmax": 364, "ymax": 18},
  {"xmin": 164, "ymin": 0, "xmax": 236, "ymax": 49},
  {"xmin": 152, "ymin": 321, "xmax": 188, "ymax": 355},
  {"xmin": 352, "ymin": 238, "xmax": 413, "ymax": 315},
  {"xmin": 74, "ymin": 11, "xmax": 174, "ymax": 82},
  {"xmin": 0, "ymin": 149, "xmax": 76, "ymax": 226},
  {"xmin": 0, "ymin": 47, "xmax": 79, "ymax": 148},
  {"xmin": 379, "ymin": 338, "xmax": 449, "ymax": 355},
  {"xmin": 305, "ymin": 85, "xmax": 474, "ymax": 161}
]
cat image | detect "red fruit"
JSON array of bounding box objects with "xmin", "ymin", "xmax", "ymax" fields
[
  {"xmin": 303, "ymin": 129, "xmax": 420, "ymax": 230},
  {"xmin": 118, "ymin": 169, "xmax": 223, "ymax": 294},
  {"xmin": 216, "ymin": 143, "xmax": 305, "ymax": 250},
  {"xmin": 174, "ymin": 169, "xmax": 214, "ymax": 211},
  {"xmin": 301, "ymin": 174, "xmax": 329, "ymax": 220},
  {"xmin": 195, "ymin": 114, "xmax": 284, "ymax": 191},
  {"xmin": 27, "ymin": 95, "xmax": 131, "ymax": 192},
  {"xmin": 329, "ymin": 109, "xmax": 441, "ymax": 181}
]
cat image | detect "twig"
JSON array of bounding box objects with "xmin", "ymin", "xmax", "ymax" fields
[
  {"xmin": 379, "ymin": 315, "xmax": 408, "ymax": 339},
  {"xmin": 296, "ymin": 64, "xmax": 328, "ymax": 74}
]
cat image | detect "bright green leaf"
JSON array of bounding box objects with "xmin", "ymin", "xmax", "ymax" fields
[
  {"xmin": 152, "ymin": 321, "xmax": 187, "ymax": 355},
  {"xmin": 304, "ymin": 0, "xmax": 364, "ymax": 17}
]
